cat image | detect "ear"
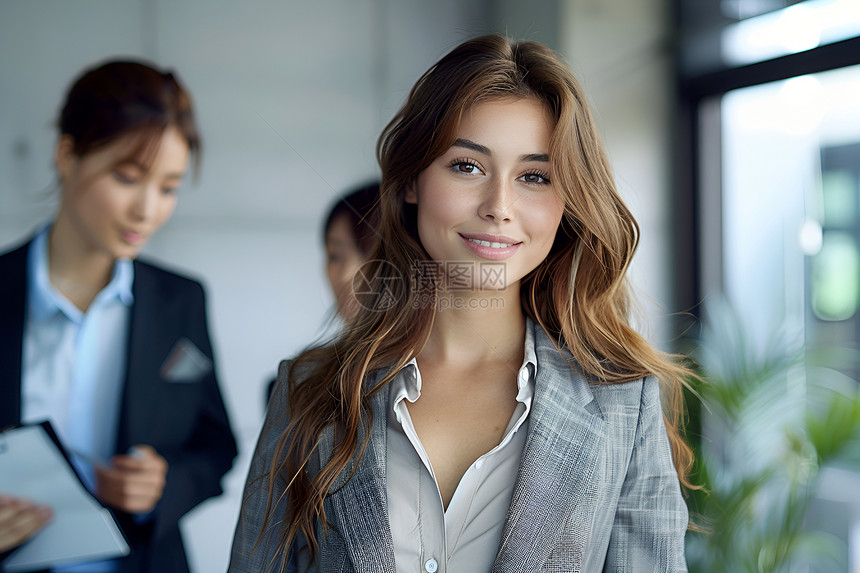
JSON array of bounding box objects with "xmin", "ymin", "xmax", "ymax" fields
[
  {"xmin": 404, "ymin": 182, "xmax": 418, "ymax": 204},
  {"xmin": 54, "ymin": 135, "xmax": 77, "ymax": 182}
]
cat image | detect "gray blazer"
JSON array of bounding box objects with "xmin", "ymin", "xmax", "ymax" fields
[{"xmin": 228, "ymin": 323, "xmax": 688, "ymax": 572}]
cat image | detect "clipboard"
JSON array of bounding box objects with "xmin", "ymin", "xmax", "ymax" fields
[{"xmin": 0, "ymin": 421, "xmax": 130, "ymax": 571}]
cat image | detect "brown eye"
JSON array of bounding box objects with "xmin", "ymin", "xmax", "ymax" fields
[
  {"xmin": 519, "ymin": 171, "xmax": 550, "ymax": 185},
  {"xmin": 450, "ymin": 159, "xmax": 484, "ymax": 175}
]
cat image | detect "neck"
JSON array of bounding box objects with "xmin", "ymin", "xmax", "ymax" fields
[
  {"xmin": 48, "ymin": 215, "xmax": 115, "ymax": 311},
  {"xmin": 418, "ymin": 286, "xmax": 525, "ymax": 369}
]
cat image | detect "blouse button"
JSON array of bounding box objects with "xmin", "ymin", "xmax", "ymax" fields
[{"xmin": 424, "ymin": 558, "xmax": 439, "ymax": 572}]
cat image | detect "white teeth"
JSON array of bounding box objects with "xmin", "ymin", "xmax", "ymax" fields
[{"xmin": 468, "ymin": 238, "xmax": 513, "ymax": 248}]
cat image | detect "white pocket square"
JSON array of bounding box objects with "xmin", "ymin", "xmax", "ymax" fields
[{"xmin": 160, "ymin": 337, "xmax": 212, "ymax": 383}]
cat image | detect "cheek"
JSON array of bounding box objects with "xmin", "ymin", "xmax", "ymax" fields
[
  {"xmin": 326, "ymin": 264, "xmax": 342, "ymax": 292},
  {"xmin": 344, "ymin": 253, "xmax": 362, "ymax": 276},
  {"xmin": 69, "ymin": 177, "xmax": 129, "ymax": 225},
  {"xmin": 414, "ymin": 173, "xmax": 460, "ymax": 228},
  {"xmin": 536, "ymin": 198, "xmax": 565, "ymax": 241},
  {"xmin": 327, "ymin": 264, "xmax": 348, "ymax": 288},
  {"xmin": 339, "ymin": 255, "xmax": 364, "ymax": 291},
  {"xmin": 415, "ymin": 208, "xmax": 442, "ymax": 259},
  {"xmin": 77, "ymin": 188, "xmax": 124, "ymax": 228},
  {"xmin": 156, "ymin": 195, "xmax": 179, "ymax": 224},
  {"xmin": 416, "ymin": 194, "xmax": 460, "ymax": 245},
  {"xmin": 327, "ymin": 255, "xmax": 362, "ymax": 289}
]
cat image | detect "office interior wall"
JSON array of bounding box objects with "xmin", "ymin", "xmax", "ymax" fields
[
  {"xmin": 560, "ymin": 0, "xmax": 676, "ymax": 347},
  {"xmin": 0, "ymin": 1, "xmax": 672, "ymax": 570}
]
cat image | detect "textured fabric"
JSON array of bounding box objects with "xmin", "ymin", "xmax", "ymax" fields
[
  {"xmin": 228, "ymin": 320, "xmax": 689, "ymax": 572},
  {"xmin": 386, "ymin": 320, "xmax": 536, "ymax": 573},
  {"xmin": 0, "ymin": 239, "xmax": 237, "ymax": 573}
]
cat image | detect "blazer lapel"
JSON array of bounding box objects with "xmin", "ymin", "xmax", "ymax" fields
[
  {"xmin": 0, "ymin": 243, "xmax": 30, "ymax": 428},
  {"xmin": 493, "ymin": 326, "xmax": 607, "ymax": 573},
  {"xmin": 321, "ymin": 379, "xmax": 396, "ymax": 573},
  {"xmin": 115, "ymin": 261, "xmax": 163, "ymax": 452}
]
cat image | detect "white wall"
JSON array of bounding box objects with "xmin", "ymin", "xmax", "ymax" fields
[
  {"xmin": 1, "ymin": 2, "xmax": 675, "ymax": 569},
  {"xmin": 559, "ymin": 0, "xmax": 675, "ymax": 348}
]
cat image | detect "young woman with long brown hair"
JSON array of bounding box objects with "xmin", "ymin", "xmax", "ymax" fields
[{"xmin": 230, "ymin": 34, "xmax": 692, "ymax": 572}]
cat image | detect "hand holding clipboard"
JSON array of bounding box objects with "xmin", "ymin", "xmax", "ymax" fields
[
  {"xmin": 94, "ymin": 445, "xmax": 168, "ymax": 514},
  {"xmin": 0, "ymin": 422, "xmax": 129, "ymax": 571},
  {"xmin": 0, "ymin": 495, "xmax": 52, "ymax": 552}
]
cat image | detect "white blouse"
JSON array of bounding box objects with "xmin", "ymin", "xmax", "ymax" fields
[{"xmin": 386, "ymin": 321, "xmax": 537, "ymax": 573}]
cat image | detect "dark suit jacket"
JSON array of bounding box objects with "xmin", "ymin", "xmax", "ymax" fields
[{"xmin": 0, "ymin": 241, "xmax": 238, "ymax": 573}]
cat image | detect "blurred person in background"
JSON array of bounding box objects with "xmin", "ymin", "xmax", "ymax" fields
[
  {"xmin": 0, "ymin": 59, "xmax": 236, "ymax": 573},
  {"xmin": 323, "ymin": 182, "xmax": 380, "ymax": 321},
  {"xmin": 265, "ymin": 182, "xmax": 380, "ymax": 405},
  {"xmin": 230, "ymin": 34, "xmax": 692, "ymax": 572}
]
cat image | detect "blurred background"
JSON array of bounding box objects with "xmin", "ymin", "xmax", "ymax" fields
[{"xmin": 2, "ymin": 0, "xmax": 860, "ymax": 570}]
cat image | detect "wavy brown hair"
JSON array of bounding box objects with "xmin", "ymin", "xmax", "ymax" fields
[{"xmin": 256, "ymin": 34, "xmax": 696, "ymax": 567}]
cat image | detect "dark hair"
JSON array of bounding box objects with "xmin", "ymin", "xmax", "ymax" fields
[
  {"xmin": 322, "ymin": 182, "xmax": 381, "ymax": 256},
  {"xmin": 58, "ymin": 59, "xmax": 200, "ymax": 175}
]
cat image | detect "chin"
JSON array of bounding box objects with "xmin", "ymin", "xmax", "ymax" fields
[{"xmin": 110, "ymin": 246, "xmax": 142, "ymax": 261}]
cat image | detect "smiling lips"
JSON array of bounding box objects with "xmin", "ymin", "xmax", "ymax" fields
[
  {"xmin": 120, "ymin": 229, "xmax": 145, "ymax": 245},
  {"xmin": 459, "ymin": 233, "xmax": 522, "ymax": 261},
  {"xmin": 469, "ymin": 238, "xmax": 514, "ymax": 248}
]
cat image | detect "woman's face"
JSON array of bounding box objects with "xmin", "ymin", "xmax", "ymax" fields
[
  {"xmin": 325, "ymin": 214, "xmax": 365, "ymax": 318},
  {"xmin": 55, "ymin": 125, "xmax": 189, "ymax": 261},
  {"xmin": 406, "ymin": 96, "xmax": 564, "ymax": 292}
]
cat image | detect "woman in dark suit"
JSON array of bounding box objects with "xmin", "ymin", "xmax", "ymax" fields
[{"xmin": 0, "ymin": 59, "xmax": 236, "ymax": 573}]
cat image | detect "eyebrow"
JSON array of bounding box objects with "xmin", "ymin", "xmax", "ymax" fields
[
  {"xmin": 452, "ymin": 138, "xmax": 491, "ymax": 155},
  {"xmin": 451, "ymin": 138, "xmax": 549, "ymax": 163},
  {"xmin": 521, "ymin": 153, "xmax": 549, "ymax": 163}
]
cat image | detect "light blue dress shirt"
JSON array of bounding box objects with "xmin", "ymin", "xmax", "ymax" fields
[{"xmin": 20, "ymin": 226, "xmax": 133, "ymax": 573}]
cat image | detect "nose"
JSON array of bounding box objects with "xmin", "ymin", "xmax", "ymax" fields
[
  {"xmin": 478, "ymin": 177, "xmax": 514, "ymax": 223},
  {"xmin": 130, "ymin": 185, "xmax": 158, "ymax": 221}
]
